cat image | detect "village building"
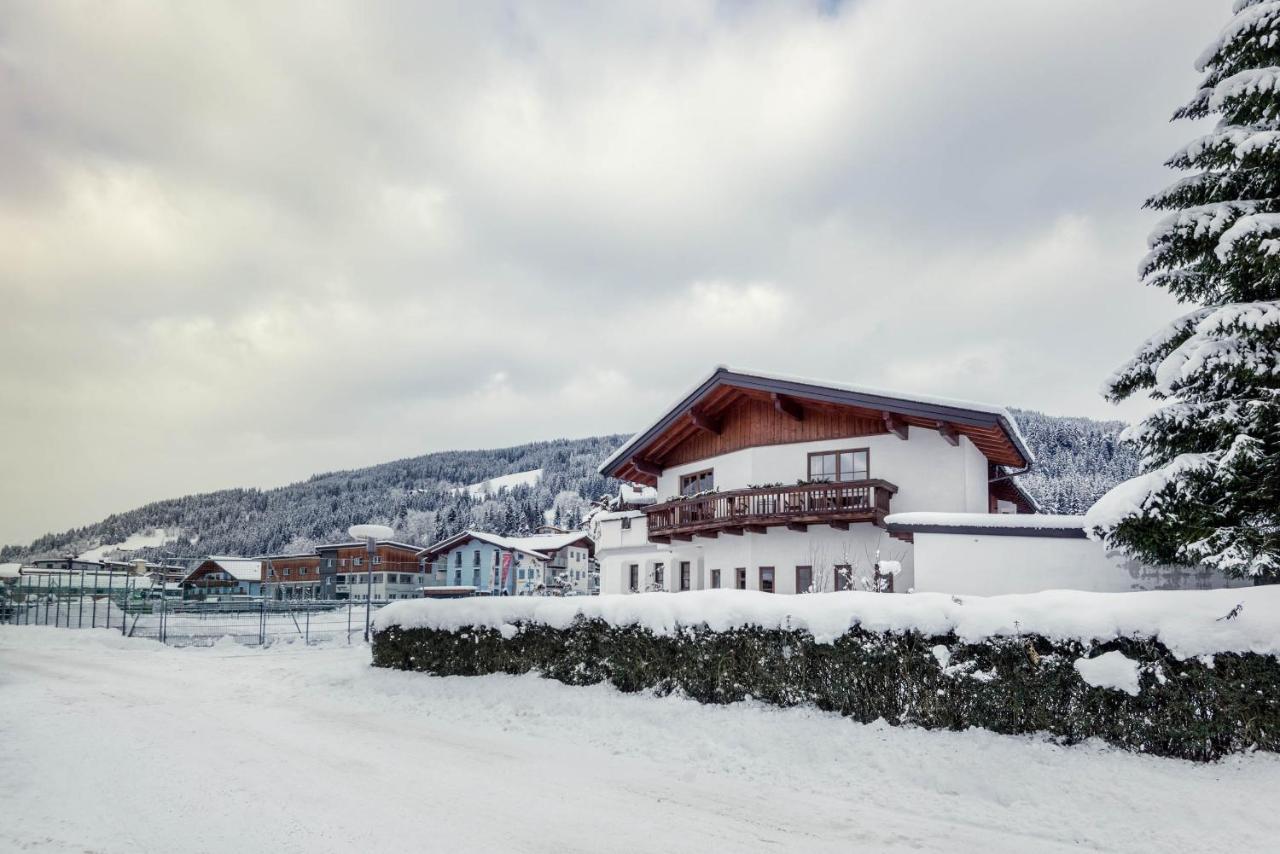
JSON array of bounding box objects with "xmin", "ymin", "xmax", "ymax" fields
[
  {"xmin": 315, "ymin": 540, "xmax": 426, "ymax": 601},
  {"xmin": 420, "ymin": 530, "xmax": 595, "ymax": 596},
  {"xmin": 595, "ymin": 367, "xmax": 1038, "ymax": 595},
  {"xmin": 180, "ymin": 556, "xmax": 264, "ymax": 599}
]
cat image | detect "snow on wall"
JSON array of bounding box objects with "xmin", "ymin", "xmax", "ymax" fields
[
  {"xmin": 374, "ymin": 586, "xmax": 1280, "ymax": 660},
  {"xmin": 910, "ymin": 531, "xmax": 1250, "ymax": 596}
]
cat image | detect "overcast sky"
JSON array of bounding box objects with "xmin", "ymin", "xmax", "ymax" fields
[{"xmin": 0, "ymin": 0, "xmax": 1225, "ymax": 546}]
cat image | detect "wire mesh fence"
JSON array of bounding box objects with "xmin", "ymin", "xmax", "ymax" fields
[{"xmin": 0, "ymin": 573, "xmax": 386, "ymax": 647}]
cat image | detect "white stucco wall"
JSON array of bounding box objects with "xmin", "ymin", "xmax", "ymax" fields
[
  {"xmin": 597, "ymin": 519, "xmax": 913, "ymax": 595},
  {"xmin": 911, "ymin": 532, "xmax": 1252, "ymax": 595}
]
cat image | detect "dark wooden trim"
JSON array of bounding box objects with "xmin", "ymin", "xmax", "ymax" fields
[
  {"xmin": 671, "ymin": 532, "xmax": 694, "ymax": 542},
  {"xmin": 772, "ymin": 392, "xmax": 804, "ymax": 422},
  {"xmin": 651, "ymin": 535, "xmax": 671, "ymax": 544},
  {"xmin": 690, "ymin": 407, "xmax": 722, "ymax": 435},
  {"xmin": 829, "ymin": 521, "xmax": 849, "ymax": 531},
  {"xmin": 722, "ymin": 526, "xmax": 744, "ymax": 536},
  {"xmin": 937, "ymin": 421, "xmax": 960, "ymax": 446},
  {"xmin": 883, "ymin": 412, "xmax": 908, "ymax": 440},
  {"xmin": 743, "ymin": 524, "xmax": 767, "ymax": 534},
  {"xmin": 597, "ymin": 368, "xmax": 1033, "ymax": 480},
  {"xmin": 633, "ymin": 457, "xmax": 664, "ymax": 477},
  {"xmin": 786, "ymin": 522, "xmax": 808, "ymax": 532},
  {"xmin": 885, "ymin": 522, "xmax": 1086, "ymax": 539},
  {"xmin": 695, "ymin": 530, "xmax": 718, "ymax": 539}
]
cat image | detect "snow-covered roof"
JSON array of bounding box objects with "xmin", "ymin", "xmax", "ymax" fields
[
  {"xmin": 885, "ymin": 512, "xmax": 1086, "ymax": 538},
  {"xmin": 619, "ymin": 484, "xmax": 658, "ymax": 506},
  {"xmin": 0, "ymin": 562, "xmax": 24, "ymax": 579},
  {"xmin": 316, "ymin": 540, "xmax": 423, "ymax": 552},
  {"xmin": 599, "ymin": 366, "xmax": 1035, "ymax": 478},
  {"xmin": 419, "ymin": 530, "xmax": 592, "ymax": 561},
  {"xmin": 184, "ymin": 556, "xmax": 263, "ymax": 584}
]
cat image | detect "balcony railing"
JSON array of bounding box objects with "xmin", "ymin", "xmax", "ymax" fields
[{"xmin": 645, "ymin": 479, "xmax": 897, "ymax": 542}]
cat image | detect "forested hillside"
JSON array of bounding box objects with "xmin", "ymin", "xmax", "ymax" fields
[
  {"xmin": 2, "ymin": 410, "xmax": 1137, "ymax": 563},
  {"xmin": 1011, "ymin": 409, "xmax": 1137, "ymax": 514}
]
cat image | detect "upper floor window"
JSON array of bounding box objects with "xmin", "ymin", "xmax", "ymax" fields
[
  {"xmin": 808, "ymin": 449, "xmax": 869, "ymax": 482},
  {"xmin": 680, "ymin": 469, "xmax": 714, "ymax": 495},
  {"xmin": 454, "ymin": 551, "xmax": 462, "ymax": 567},
  {"xmin": 472, "ymin": 549, "xmax": 481, "ymax": 566}
]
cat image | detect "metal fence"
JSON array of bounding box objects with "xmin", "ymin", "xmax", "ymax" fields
[{"xmin": 0, "ymin": 576, "xmax": 385, "ymax": 647}]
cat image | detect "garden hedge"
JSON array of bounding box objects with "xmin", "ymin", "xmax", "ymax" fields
[{"xmin": 373, "ymin": 617, "xmax": 1280, "ymax": 762}]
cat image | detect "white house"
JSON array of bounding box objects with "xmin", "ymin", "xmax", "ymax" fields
[
  {"xmin": 596, "ymin": 367, "xmax": 1038, "ymax": 595},
  {"xmin": 420, "ymin": 530, "xmax": 595, "ymax": 596}
]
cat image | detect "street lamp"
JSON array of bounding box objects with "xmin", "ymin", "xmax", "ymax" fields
[{"xmin": 349, "ymin": 524, "xmax": 394, "ymax": 642}]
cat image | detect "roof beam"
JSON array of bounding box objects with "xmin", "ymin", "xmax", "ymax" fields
[
  {"xmin": 689, "ymin": 407, "xmax": 722, "ymax": 435},
  {"xmin": 937, "ymin": 421, "xmax": 960, "ymax": 446},
  {"xmin": 743, "ymin": 524, "xmax": 767, "ymax": 534},
  {"xmin": 772, "ymin": 393, "xmax": 804, "ymax": 422},
  {"xmin": 786, "ymin": 522, "xmax": 808, "ymax": 533},
  {"xmin": 829, "ymin": 521, "xmax": 849, "ymax": 531},
  {"xmin": 695, "ymin": 530, "xmax": 718, "ymax": 539},
  {"xmin": 671, "ymin": 533, "xmax": 694, "ymax": 542},
  {"xmin": 632, "ymin": 457, "xmax": 664, "ymax": 478},
  {"xmin": 883, "ymin": 412, "xmax": 908, "ymax": 441},
  {"xmin": 721, "ymin": 526, "xmax": 743, "ymax": 536}
]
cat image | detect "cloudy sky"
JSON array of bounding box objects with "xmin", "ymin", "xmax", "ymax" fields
[{"xmin": 0, "ymin": 0, "xmax": 1224, "ymax": 546}]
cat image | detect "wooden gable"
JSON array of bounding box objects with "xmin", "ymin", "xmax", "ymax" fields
[{"xmin": 609, "ymin": 374, "xmax": 1029, "ymax": 485}]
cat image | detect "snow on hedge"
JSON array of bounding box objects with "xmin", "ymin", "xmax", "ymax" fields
[
  {"xmin": 1074, "ymin": 651, "xmax": 1142, "ymax": 696},
  {"xmin": 374, "ymin": 586, "xmax": 1280, "ymax": 660}
]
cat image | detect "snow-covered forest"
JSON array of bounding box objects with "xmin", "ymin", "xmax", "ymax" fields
[{"xmin": 1, "ymin": 410, "xmax": 1135, "ymax": 563}]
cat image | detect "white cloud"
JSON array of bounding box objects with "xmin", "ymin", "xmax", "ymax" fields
[{"xmin": 0, "ymin": 0, "xmax": 1226, "ymax": 544}]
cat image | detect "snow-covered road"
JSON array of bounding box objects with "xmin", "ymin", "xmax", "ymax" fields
[{"xmin": 1, "ymin": 627, "xmax": 1275, "ymax": 853}]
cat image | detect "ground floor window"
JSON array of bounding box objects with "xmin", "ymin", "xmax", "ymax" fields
[
  {"xmin": 735, "ymin": 568, "xmax": 746, "ymax": 590},
  {"xmin": 679, "ymin": 562, "xmax": 690, "ymax": 591},
  {"xmin": 653, "ymin": 563, "xmax": 664, "ymax": 589},
  {"xmin": 710, "ymin": 569, "xmax": 721, "ymax": 588},
  {"xmin": 834, "ymin": 564, "xmax": 852, "ymax": 591},
  {"xmin": 759, "ymin": 566, "xmax": 775, "ymax": 594},
  {"xmin": 628, "ymin": 564, "xmax": 639, "ymax": 592},
  {"xmin": 795, "ymin": 565, "xmax": 813, "ymax": 593}
]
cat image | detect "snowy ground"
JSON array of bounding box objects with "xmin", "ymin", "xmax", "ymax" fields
[{"xmin": 2, "ymin": 627, "xmax": 1276, "ymax": 853}]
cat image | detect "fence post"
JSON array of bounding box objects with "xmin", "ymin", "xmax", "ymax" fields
[
  {"xmin": 78, "ymin": 568, "xmax": 85, "ymax": 628},
  {"xmin": 305, "ymin": 607, "xmax": 310, "ymax": 645},
  {"xmin": 106, "ymin": 571, "xmax": 113, "ymax": 631},
  {"xmin": 347, "ymin": 602, "xmax": 352, "ymax": 644},
  {"xmin": 121, "ymin": 577, "xmax": 128, "ymax": 636},
  {"xmin": 259, "ymin": 598, "xmax": 266, "ymax": 646}
]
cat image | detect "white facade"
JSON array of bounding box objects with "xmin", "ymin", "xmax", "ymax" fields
[
  {"xmin": 599, "ymin": 426, "xmax": 1001, "ymax": 595},
  {"xmin": 910, "ymin": 530, "xmax": 1251, "ymax": 595}
]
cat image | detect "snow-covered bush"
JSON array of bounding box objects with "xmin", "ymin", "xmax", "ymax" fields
[{"xmin": 373, "ymin": 588, "xmax": 1280, "ymax": 761}]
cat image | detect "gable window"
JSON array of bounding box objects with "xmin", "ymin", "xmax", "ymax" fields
[
  {"xmin": 735, "ymin": 568, "xmax": 746, "ymax": 590},
  {"xmin": 808, "ymin": 449, "xmax": 870, "ymax": 482},
  {"xmin": 795, "ymin": 565, "xmax": 813, "ymax": 594},
  {"xmin": 679, "ymin": 561, "xmax": 691, "ymax": 591},
  {"xmin": 680, "ymin": 469, "xmax": 714, "ymax": 495},
  {"xmin": 759, "ymin": 566, "xmax": 775, "ymax": 594}
]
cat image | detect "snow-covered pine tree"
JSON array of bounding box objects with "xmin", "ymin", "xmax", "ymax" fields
[{"xmin": 1088, "ymin": 0, "xmax": 1280, "ymax": 580}]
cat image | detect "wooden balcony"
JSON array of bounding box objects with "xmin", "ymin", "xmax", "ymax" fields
[{"xmin": 645, "ymin": 479, "xmax": 898, "ymax": 543}]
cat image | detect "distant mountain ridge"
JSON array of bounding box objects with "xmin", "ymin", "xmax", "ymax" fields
[{"xmin": 2, "ymin": 410, "xmax": 1138, "ymax": 564}]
